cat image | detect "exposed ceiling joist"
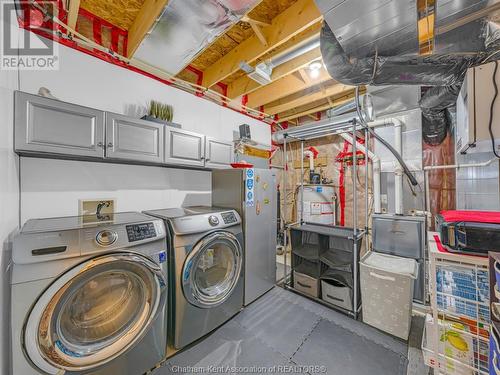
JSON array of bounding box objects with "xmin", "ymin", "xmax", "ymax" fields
[
  {"xmin": 246, "ymin": 67, "xmax": 331, "ymax": 108},
  {"xmin": 127, "ymin": 0, "xmax": 170, "ymax": 57},
  {"xmin": 297, "ymin": 69, "xmax": 312, "ymax": 84},
  {"xmin": 66, "ymin": 0, "xmax": 80, "ymax": 30},
  {"xmin": 265, "ymin": 83, "xmax": 351, "ymax": 115},
  {"xmin": 248, "ymin": 21, "xmax": 268, "ymax": 46},
  {"xmin": 201, "ymin": 0, "xmax": 322, "ymax": 88},
  {"xmin": 242, "ymin": 15, "xmax": 271, "ymax": 27},
  {"xmin": 226, "ymin": 37, "xmax": 321, "ymax": 99},
  {"xmin": 279, "ymin": 90, "xmax": 358, "ymax": 122}
]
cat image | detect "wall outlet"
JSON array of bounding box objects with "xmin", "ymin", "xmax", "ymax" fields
[{"xmin": 79, "ymin": 199, "xmax": 115, "ymax": 223}]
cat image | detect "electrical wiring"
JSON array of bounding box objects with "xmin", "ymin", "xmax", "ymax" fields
[{"xmin": 489, "ymin": 60, "xmax": 500, "ymax": 158}]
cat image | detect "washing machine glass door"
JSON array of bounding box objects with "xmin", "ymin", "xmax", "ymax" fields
[
  {"xmin": 183, "ymin": 231, "xmax": 242, "ymax": 308},
  {"xmin": 24, "ymin": 253, "xmax": 167, "ymax": 375}
]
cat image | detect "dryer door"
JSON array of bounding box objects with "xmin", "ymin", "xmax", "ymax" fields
[
  {"xmin": 24, "ymin": 253, "xmax": 167, "ymax": 375},
  {"xmin": 182, "ymin": 231, "xmax": 242, "ymax": 308}
]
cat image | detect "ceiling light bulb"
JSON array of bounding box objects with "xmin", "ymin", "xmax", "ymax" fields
[
  {"xmin": 308, "ymin": 60, "xmax": 323, "ymax": 79},
  {"xmin": 309, "ymin": 68, "xmax": 320, "ymax": 79},
  {"xmin": 308, "ymin": 61, "xmax": 323, "ymax": 71}
]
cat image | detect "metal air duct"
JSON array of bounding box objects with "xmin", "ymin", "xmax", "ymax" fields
[
  {"xmin": 317, "ymin": 0, "xmax": 500, "ymax": 145},
  {"xmin": 134, "ymin": 0, "xmax": 262, "ymax": 75},
  {"xmin": 243, "ymin": 35, "xmax": 321, "ymax": 85}
]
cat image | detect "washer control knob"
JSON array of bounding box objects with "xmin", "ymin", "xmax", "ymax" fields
[
  {"xmin": 96, "ymin": 230, "xmax": 118, "ymax": 246},
  {"xmin": 208, "ymin": 215, "xmax": 219, "ymax": 227}
]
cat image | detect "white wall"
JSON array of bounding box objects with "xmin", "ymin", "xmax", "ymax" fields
[
  {"xmin": 456, "ymin": 152, "xmax": 500, "ymax": 210},
  {"xmin": 0, "ymin": 15, "xmax": 21, "ymax": 375},
  {"xmin": 16, "ymin": 34, "xmax": 271, "ymax": 222},
  {"xmin": 2, "ymin": 26, "xmax": 271, "ymax": 372},
  {"xmin": 20, "ymin": 158, "xmax": 212, "ymax": 223}
]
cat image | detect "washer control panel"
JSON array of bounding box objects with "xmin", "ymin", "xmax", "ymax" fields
[
  {"xmin": 208, "ymin": 215, "xmax": 219, "ymax": 226},
  {"xmin": 126, "ymin": 222, "xmax": 157, "ymax": 242},
  {"xmin": 221, "ymin": 212, "xmax": 238, "ymax": 225},
  {"xmin": 96, "ymin": 230, "xmax": 118, "ymax": 246}
]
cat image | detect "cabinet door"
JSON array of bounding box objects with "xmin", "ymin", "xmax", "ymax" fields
[
  {"xmin": 14, "ymin": 91, "xmax": 105, "ymax": 158},
  {"xmin": 205, "ymin": 137, "xmax": 233, "ymax": 168},
  {"xmin": 105, "ymin": 113, "xmax": 164, "ymax": 164},
  {"xmin": 165, "ymin": 128, "xmax": 205, "ymax": 167}
]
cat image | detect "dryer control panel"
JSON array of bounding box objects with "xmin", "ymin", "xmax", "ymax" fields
[
  {"xmin": 221, "ymin": 212, "xmax": 238, "ymax": 224},
  {"xmin": 126, "ymin": 222, "xmax": 157, "ymax": 242}
]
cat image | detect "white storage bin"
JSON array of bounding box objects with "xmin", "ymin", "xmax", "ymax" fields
[
  {"xmin": 294, "ymin": 271, "xmax": 319, "ymax": 298},
  {"xmin": 360, "ymin": 252, "xmax": 418, "ymax": 340}
]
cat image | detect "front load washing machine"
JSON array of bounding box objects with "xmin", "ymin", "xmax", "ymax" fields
[
  {"xmin": 144, "ymin": 207, "xmax": 244, "ymax": 353},
  {"xmin": 11, "ymin": 212, "xmax": 168, "ymax": 375}
]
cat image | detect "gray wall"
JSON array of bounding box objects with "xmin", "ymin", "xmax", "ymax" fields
[{"xmin": 456, "ymin": 152, "xmax": 500, "ymax": 210}]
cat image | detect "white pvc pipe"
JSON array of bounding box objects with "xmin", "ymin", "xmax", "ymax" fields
[
  {"xmin": 423, "ymin": 158, "xmax": 498, "ymax": 170},
  {"xmin": 424, "ymin": 158, "xmax": 499, "ymax": 215},
  {"xmin": 303, "ymin": 150, "xmax": 315, "ymax": 172},
  {"xmin": 393, "ymin": 119, "xmax": 404, "ymax": 215},
  {"xmin": 340, "ymin": 133, "xmax": 382, "ymax": 214}
]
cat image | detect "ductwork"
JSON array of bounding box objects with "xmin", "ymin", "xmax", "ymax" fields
[
  {"xmin": 419, "ymin": 85, "xmax": 462, "ymax": 145},
  {"xmin": 242, "ymin": 35, "xmax": 321, "ymax": 85},
  {"xmin": 318, "ymin": 0, "xmax": 500, "ymax": 145},
  {"xmin": 134, "ymin": 0, "xmax": 262, "ymax": 75}
]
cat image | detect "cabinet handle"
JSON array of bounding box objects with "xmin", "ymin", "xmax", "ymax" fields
[
  {"xmin": 97, "ymin": 142, "xmax": 104, "ymax": 148},
  {"xmin": 107, "ymin": 142, "xmax": 113, "ymax": 148}
]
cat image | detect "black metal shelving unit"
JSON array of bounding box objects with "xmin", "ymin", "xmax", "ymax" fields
[{"xmin": 287, "ymin": 223, "xmax": 364, "ymax": 315}]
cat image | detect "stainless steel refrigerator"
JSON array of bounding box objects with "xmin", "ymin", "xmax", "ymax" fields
[{"xmin": 212, "ymin": 168, "xmax": 277, "ymax": 306}]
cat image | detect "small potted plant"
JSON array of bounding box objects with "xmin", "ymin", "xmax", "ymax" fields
[{"xmin": 142, "ymin": 100, "xmax": 179, "ymax": 127}]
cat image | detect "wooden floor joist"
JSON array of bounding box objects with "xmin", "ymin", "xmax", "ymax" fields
[
  {"xmin": 246, "ymin": 67, "xmax": 331, "ymax": 108},
  {"xmin": 66, "ymin": 0, "xmax": 81, "ymax": 30},
  {"xmin": 201, "ymin": 0, "xmax": 322, "ymax": 88},
  {"xmin": 127, "ymin": 0, "xmax": 170, "ymax": 57},
  {"xmin": 264, "ymin": 83, "xmax": 351, "ymax": 116},
  {"xmin": 278, "ymin": 89, "xmax": 358, "ymax": 122}
]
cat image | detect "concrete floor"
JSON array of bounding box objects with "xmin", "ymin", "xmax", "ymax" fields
[{"xmin": 153, "ymin": 287, "xmax": 430, "ymax": 375}]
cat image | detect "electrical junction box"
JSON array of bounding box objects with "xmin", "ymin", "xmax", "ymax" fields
[{"xmin": 456, "ymin": 61, "xmax": 500, "ymax": 154}]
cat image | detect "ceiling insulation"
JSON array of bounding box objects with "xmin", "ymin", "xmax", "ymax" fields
[
  {"xmin": 133, "ymin": 0, "xmax": 262, "ymax": 75},
  {"xmin": 80, "ymin": 0, "xmax": 145, "ymax": 30}
]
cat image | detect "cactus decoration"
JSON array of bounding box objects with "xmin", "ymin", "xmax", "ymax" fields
[{"xmin": 148, "ymin": 100, "xmax": 174, "ymax": 122}]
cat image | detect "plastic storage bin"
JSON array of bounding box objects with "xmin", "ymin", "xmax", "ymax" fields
[{"xmin": 360, "ymin": 252, "xmax": 419, "ymax": 340}]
